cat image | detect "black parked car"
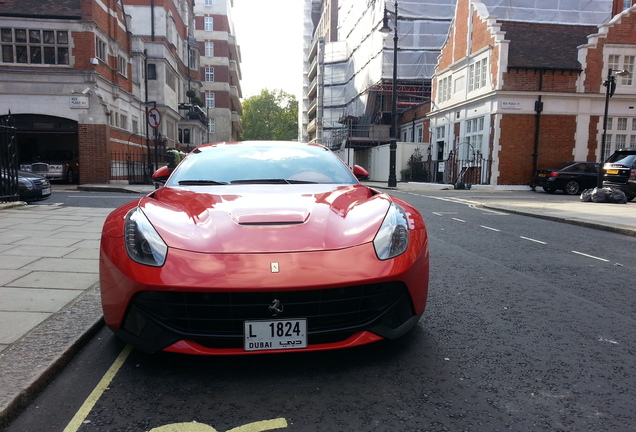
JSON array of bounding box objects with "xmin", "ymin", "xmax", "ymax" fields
[
  {"xmin": 534, "ymin": 161, "xmax": 599, "ymax": 195},
  {"xmin": 602, "ymin": 148, "xmax": 636, "ymax": 201},
  {"xmin": 1, "ymin": 169, "xmax": 51, "ymax": 202}
]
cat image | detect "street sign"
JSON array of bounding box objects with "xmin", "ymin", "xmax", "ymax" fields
[{"xmin": 147, "ymin": 108, "xmax": 161, "ymax": 128}]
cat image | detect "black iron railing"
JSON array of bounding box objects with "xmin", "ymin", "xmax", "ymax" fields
[{"xmin": 1, "ymin": 113, "xmax": 19, "ymax": 203}]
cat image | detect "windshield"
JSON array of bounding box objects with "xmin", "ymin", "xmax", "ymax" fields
[
  {"xmin": 605, "ymin": 152, "xmax": 636, "ymax": 166},
  {"xmin": 166, "ymin": 142, "xmax": 358, "ymax": 186}
]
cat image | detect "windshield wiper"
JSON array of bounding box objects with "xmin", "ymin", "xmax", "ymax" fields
[
  {"xmin": 230, "ymin": 179, "xmax": 317, "ymax": 184},
  {"xmin": 178, "ymin": 180, "xmax": 228, "ymax": 185}
]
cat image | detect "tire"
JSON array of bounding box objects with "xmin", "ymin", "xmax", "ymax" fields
[
  {"xmin": 542, "ymin": 186, "xmax": 556, "ymax": 193},
  {"xmin": 66, "ymin": 169, "xmax": 75, "ymax": 184},
  {"xmin": 563, "ymin": 180, "xmax": 580, "ymax": 195}
]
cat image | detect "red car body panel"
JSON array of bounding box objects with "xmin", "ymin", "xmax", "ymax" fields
[
  {"xmin": 134, "ymin": 184, "xmax": 398, "ymax": 253},
  {"xmin": 99, "ymin": 158, "xmax": 429, "ymax": 355}
]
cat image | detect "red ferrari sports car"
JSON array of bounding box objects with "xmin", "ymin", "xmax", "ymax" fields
[{"xmin": 99, "ymin": 141, "xmax": 429, "ymax": 355}]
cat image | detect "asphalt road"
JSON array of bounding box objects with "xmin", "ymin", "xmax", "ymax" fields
[
  {"xmin": 6, "ymin": 190, "xmax": 636, "ymax": 431},
  {"xmin": 29, "ymin": 184, "xmax": 145, "ymax": 209}
]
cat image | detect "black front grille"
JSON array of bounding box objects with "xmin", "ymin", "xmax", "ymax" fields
[{"xmin": 131, "ymin": 283, "xmax": 409, "ymax": 344}]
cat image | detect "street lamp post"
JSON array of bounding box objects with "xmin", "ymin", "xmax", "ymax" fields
[
  {"xmin": 380, "ymin": 2, "xmax": 399, "ymax": 188},
  {"xmin": 597, "ymin": 68, "xmax": 630, "ymax": 189}
]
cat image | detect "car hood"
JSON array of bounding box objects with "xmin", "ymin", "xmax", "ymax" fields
[{"xmin": 137, "ymin": 184, "xmax": 391, "ymax": 253}]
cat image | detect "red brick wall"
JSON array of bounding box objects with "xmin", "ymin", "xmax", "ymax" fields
[
  {"xmin": 587, "ymin": 115, "xmax": 600, "ymax": 161},
  {"xmin": 498, "ymin": 114, "xmax": 577, "ymax": 184},
  {"xmin": 79, "ymin": 124, "xmax": 111, "ymax": 184},
  {"xmin": 584, "ymin": 9, "xmax": 636, "ymax": 92},
  {"xmin": 503, "ymin": 69, "xmax": 579, "ymax": 92},
  {"xmin": 195, "ymin": 15, "xmax": 229, "ymax": 32}
]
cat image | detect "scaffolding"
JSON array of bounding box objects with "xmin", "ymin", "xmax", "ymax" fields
[{"xmin": 306, "ymin": 0, "xmax": 615, "ymax": 147}]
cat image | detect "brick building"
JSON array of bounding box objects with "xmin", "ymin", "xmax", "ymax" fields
[
  {"xmin": 193, "ymin": 0, "xmax": 243, "ymax": 143},
  {"xmin": 0, "ymin": 0, "xmax": 227, "ymax": 184},
  {"xmin": 428, "ymin": 0, "xmax": 636, "ymax": 187}
]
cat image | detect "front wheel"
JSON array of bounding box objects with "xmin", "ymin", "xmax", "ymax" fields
[
  {"xmin": 563, "ymin": 180, "xmax": 580, "ymax": 195},
  {"xmin": 66, "ymin": 169, "xmax": 76, "ymax": 184}
]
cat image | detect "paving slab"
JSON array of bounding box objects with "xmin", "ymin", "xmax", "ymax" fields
[
  {"xmin": 0, "ymin": 287, "xmax": 80, "ymax": 313},
  {"xmin": 6, "ymin": 271, "xmax": 98, "ymax": 290},
  {"xmin": 21, "ymin": 257, "xmax": 98, "ymax": 273}
]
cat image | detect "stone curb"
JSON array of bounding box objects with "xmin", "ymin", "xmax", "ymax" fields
[{"xmin": 0, "ymin": 284, "xmax": 105, "ymax": 429}]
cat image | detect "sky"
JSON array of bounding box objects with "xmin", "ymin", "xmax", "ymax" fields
[{"xmin": 231, "ymin": 0, "xmax": 305, "ymax": 100}]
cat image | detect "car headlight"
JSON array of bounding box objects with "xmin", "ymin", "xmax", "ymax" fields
[
  {"xmin": 125, "ymin": 207, "xmax": 168, "ymax": 267},
  {"xmin": 373, "ymin": 202, "xmax": 410, "ymax": 260},
  {"xmin": 18, "ymin": 177, "xmax": 35, "ymax": 191}
]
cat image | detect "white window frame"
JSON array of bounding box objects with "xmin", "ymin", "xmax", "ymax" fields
[
  {"xmin": 464, "ymin": 116, "xmax": 485, "ymax": 158},
  {"xmin": 205, "ymin": 41, "xmax": 214, "ymax": 57},
  {"xmin": 468, "ymin": 58, "xmax": 488, "ymax": 92},
  {"xmin": 95, "ymin": 37, "xmax": 107, "ymax": 61},
  {"xmin": 205, "ymin": 66, "xmax": 214, "ymax": 82},
  {"xmin": 204, "ymin": 17, "xmax": 213, "ymax": 31},
  {"xmin": 206, "ymin": 92, "xmax": 215, "ymax": 108}
]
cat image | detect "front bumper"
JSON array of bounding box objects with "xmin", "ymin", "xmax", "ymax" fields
[{"xmin": 100, "ymin": 232, "xmax": 429, "ymax": 354}]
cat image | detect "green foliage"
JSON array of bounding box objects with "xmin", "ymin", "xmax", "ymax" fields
[{"xmin": 240, "ymin": 89, "xmax": 298, "ymax": 141}]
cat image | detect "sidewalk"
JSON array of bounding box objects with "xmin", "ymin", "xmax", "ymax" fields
[{"xmin": 0, "ymin": 182, "xmax": 634, "ymax": 427}]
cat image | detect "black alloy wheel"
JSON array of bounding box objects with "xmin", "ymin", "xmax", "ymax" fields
[{"xmin": 563, "ymin": 180, "xmax": 580, "ymax": 195}]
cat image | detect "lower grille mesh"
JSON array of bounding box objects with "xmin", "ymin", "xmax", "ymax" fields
[{"xmin": 132, "ymin": 283, "xmax": 409, "ymax": 340}]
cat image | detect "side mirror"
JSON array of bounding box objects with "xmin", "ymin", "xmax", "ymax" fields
[
  {"xmin": 152, "ymin": 165, "xmax": 172, "ymax": 189},
  {"xmin": 353, "ymin": 165, "xmax": 369, "ymax": 181}
]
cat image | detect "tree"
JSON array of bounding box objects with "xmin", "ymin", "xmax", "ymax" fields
[{"xmin": 240, "ymin": 89, "xmax": 298, "ymax": 141}]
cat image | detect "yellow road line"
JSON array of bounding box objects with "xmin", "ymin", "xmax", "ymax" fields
[
  {"xmin": 149, "ymin": 418, "xmax": 288, "ymax": 432},
  {"xmin": 227, "ymin": 418, "xmax": 288, "ymax": 432},
  {"xmin": 63, "ymin": 344, "xmax": 133, "ymax": 432}
]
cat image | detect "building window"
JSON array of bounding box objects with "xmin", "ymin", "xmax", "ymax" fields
[
  {"xmin": 147, "ymin": 63, "xmax": 157, "ymax": 80},
  {"xmin": 609, "ymin": 54, "xmax": 634, "ymax": 86},
  {"xmin": 622, "ymin": 56, "xmax": 634, "ymax": 85},
  {"xmin": 117, "ymin": 55, "xmax": 127, "ymax": 76},
  {"xmin": 205, "ymin": 67, "xmax": 214, "ymax": 82},
  {"xmin": 604, "ymin": 116, "xmax": 636, "ymax": 158},
  {"xmin": 1, "ymin": 28, "xmax": 69, "ymax": 65},
  {"xmin": 95, "ymin": 37, "xmax": 107, "ymax": 62},
  {"xmin": 189, "ymin": 48, "xmax": 197, "ymax": 69},
  {"xmin": 166, "ymin": 67, "xmax": 176, "ymax": 90},
  {"xmin": 119, "ymin": 114, "xmax": 128, "ymax": 130},
  {"xmin": 132, "ymin": 116, "xmax": 139, "ymax": 134},
  {"xmin": 205, "ymin": 0, "xmax": 213, "ymax": 5},
  {"xmin": 464, "ymin": 116, "xmax": 485, "ymax": 157},
  {"xmin": 204, "ymin": 17, "xmax": 213, "ymax": 31},
  {"xmin": 435, "ymin": 126, "xmax": 445, "ymax": 140},
  {"xmin": 208, "ymin": 118, "xmax": 215, "ymax": 134},
  {"xmin": 438, "ymin": 75, "xmax": 451, "ymax": 103},
  {"xmin": 206, "ymin": 92, "xmax": 215, "ymax": 108},
  {"xmin": 205, "ymin": 41, "xmax": 214, "ymax": 57},
  {"xmin": 468, "ymin": 58, "xmax": 488, "ymax": 92}
]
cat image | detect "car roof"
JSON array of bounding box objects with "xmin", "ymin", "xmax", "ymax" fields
[{"xmin": 194, "ymin": 141, "xmax": 328, "ymax": 152}]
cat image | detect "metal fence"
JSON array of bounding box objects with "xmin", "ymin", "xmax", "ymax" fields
[
  {"xmin": 417, "ymin": 155, "xmax": 492, "ymax": 187},
  {"xmin": 1, "ymin": 113, "xmax": 19, "ymax": 203},
  {"xmin": 110, "ymin": 151, "xmax": 154, "ymax": 185}
]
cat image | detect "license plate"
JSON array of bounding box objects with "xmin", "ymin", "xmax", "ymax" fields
[
  {"xmin": 42, "ymin": 188, "xmax": 51, "ymax": 195},
  {"xmin": 538, "ymin": 173, "xmax": 546, "ymax": 177},
  {"xmin": 606, "ymin": 169, "xmax": 619, "ymax": 174},
  {"xmin": 244, "ymin": 319, "xmax": 307, "ymax": 351}
]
